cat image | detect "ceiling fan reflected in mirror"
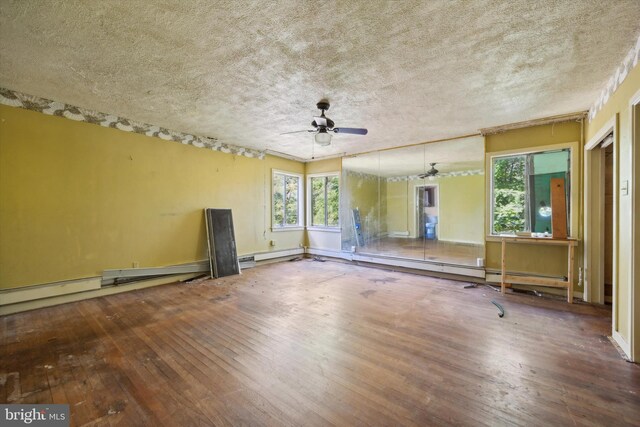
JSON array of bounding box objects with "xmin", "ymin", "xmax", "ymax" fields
[
  {"xmin": 281, "ymin": 100, "xmax": 368, "ymax": 146},
  {"xmin": 418, "ymin": 163, "xmax": 439, "ymax": 179}
]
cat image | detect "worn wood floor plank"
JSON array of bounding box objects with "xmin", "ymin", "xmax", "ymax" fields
[{"xmin": 1, "ymin": 260, "xmax": 639, "ymax": 426}]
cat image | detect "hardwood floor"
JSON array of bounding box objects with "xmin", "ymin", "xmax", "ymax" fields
[{"xmin": 1, "ymin": 260, "xmax": 639, "ymax": 426}]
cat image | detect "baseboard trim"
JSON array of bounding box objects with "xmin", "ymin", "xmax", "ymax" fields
[
  {"xmin": 353, "ymin": 254, "xmax": 485, "ymax": 278},
  {"xmin": 612, "ymin": 331, "xmax": 632, "ymax": 360},
  {"xmin": 0, "ymin": 276, "xmax": 102, "ymax": 306},
  {"xmin": 253, "ymin": 248, "xmax": 304, "ymax": 261},
  {"xmin": 307, "ymin": 247, "xmax": 485, "ymax": 278},
  {"xmin": 306, "ymin": 248, "xmax": 352, "ymax": 260},
  {"xmin": 0, "ymin": 273, "xmax": 199, "ymax": 316},
  {"xmin": 103, "ymin": 262, "xmax": 208, "ymax": 282},
  {"xmin": 437, "ymin": 238, "xmax": 484, "ymax": 245}
]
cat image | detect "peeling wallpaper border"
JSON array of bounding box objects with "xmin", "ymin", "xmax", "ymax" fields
[
  {"xmin": 0, "ymin": 88, "xmax": 265, "ymax": 160},
  {"xmin": 588, "ymin": 33, "xmax": 640, "ymax": 122},
  {"xmin": 343, "ymin": 169, "xmax": 484, "ymax": 182},
  {"xmin": 386, "ymin": 169, "xmax": 484, "ymax": 182}
]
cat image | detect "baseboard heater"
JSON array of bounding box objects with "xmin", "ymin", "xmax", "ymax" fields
[
  {"xmin": 238, "ymin": 256, "xmax": 256, "ymax": 269},
  {"xmin": 102, "ymin": 261, "xmax": 210, "ymax": 285},
  {"xmin": 101, "ymin": 248, "xmax": 303, "ymax": 284},
  {"xmin": 306, "ymin": 247, "xmax": 485, "ymax": 279}
]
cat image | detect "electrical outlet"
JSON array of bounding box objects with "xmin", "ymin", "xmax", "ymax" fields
[
  {"xmin": 132, "ymin": 261, "xmax": 139, "ymax": 268},
  {"xmin": 270, "ymin": 240, "xmax": 276, "ymax": 247}
]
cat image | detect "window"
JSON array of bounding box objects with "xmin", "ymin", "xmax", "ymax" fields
[
  {"xmin": 308, "ymin": 174, "xmax": 340, "ymax": 228},
  {"xmin": 272, "ymin": 170, "xmax": 303, "ymax": 228},
  {"xmin": 491, "ymin": 148, "xmax": 571, "ymax": 235}
]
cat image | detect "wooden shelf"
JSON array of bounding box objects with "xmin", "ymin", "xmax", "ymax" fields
[{"xmin": 500, "ymin": 237, "xmax": 578, "ymax": 303}]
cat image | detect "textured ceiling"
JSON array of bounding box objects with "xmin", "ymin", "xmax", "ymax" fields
[{"xmin": 1, "ymin": 1, "xmax": 639, "ymax": 160}]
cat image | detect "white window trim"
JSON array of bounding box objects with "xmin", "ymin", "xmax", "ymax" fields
[
  {"xmin": 485, "ymin": 141, "xmax": 581, "ymax": 241},
  {"xmin": 306, "ymin": 172, "xmax": 340, "ymax": 230},
  {"xmin": 485, "ymin": 141, "xmax": 579, "ymax": 238},
  {"xmin": 272, "ymin": 169, "xmax": 304, "ymax": 230}
]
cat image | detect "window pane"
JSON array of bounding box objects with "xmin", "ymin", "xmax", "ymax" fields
[
  {"xmin": 311, "ymin": 177, "xmax": 325, "ymax": 226},
  {"xmin": 285, "ymin": 175, "xmax": 299, "ymax": 225},
  {"xmin": 326, "ymin": 176, "xmax": 339, "ymax": 227},
  {"xmin": 273, "ymin": 174, "xmax": 284, "ymax": 226},
  {"xmin": 492, "ymin": 155, "xmax": 526, "ymax": 234}
]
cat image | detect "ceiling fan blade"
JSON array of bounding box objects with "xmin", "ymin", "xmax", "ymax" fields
[
  {"xmin": 280, "ymin": 129, "xmax": 315, "ymax": 135},
  {"xmin": 333, "ymin": 127, "xmax": 368, "ymax": 135}
]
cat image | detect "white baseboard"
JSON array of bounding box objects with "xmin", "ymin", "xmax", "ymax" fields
[
  {"xmin": 307, "ymin": 247, "xmax": 485, "ymax": 278},
  {"xmin": 307, "ymin": 248, "xmax": 352, "ymax": 260},
  {"xmin": 253, "ymin": 247, "xmax": 304, "ymax": 261},
  {"xmin": 612, "ymin": 330, "xmax": 631, "ymax": 359},
  {"xmin": 0, "ymin": 273, "xmax": 199, "ymax": 316},
  {"xmin": 0, "ymin": 276, "xmax": 102, "ymax": 306},
  {"xmin": 437, "ymin": 238, "xmax": 484, "ymax": 245},
  {"xmin": 1, "ymin": 248, "xmax": 305, "ymax": 314},
  {"xmin": 103, "ymin": 262, "xmax": 208, "ymax": 282},
  {"xmin": 352, "ymin": 253, "xmax": 485, "ymax": 278}
]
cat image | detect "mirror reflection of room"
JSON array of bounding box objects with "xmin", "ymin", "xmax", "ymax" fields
[{"xmin": 341, "ymin": 136, "xmax": 485, "ymax": 267}]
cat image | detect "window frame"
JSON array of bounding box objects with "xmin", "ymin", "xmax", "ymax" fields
[
  {"xmin": 272, "ymin": 169, "xmax": 304, "ymax": 231},
  {"xmin": 486, "ymin": 141, "xmax": 579, "ymax": 238},
  {"xmin": 306, "ymin": 172, "xmax": 341, "ymax": 231}
]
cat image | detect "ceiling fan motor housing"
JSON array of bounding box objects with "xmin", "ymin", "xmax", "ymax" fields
[
  {"xmin": 312, "ymin": 118, "xmax": 335, "ymax": 129},
  {"xmin": 313, "ymin": 101, "xmax": 334, "ymax": 129},
  {"xmin": 316, "ymin": 100, "xmax": 330, "ymax": 111}
]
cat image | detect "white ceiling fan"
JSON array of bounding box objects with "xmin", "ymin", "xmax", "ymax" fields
[
  {"xmin": 281, "ymin": 100, "xmax": 368, "ymax": 146},
  {"xmin": 418, "ymin": 163, "xmax": 439, "ymax": 179}
]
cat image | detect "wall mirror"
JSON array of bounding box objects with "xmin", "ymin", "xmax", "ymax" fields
[{"xmin": 341, "ymin": 136, "xmax": 485, "ymax": 267}]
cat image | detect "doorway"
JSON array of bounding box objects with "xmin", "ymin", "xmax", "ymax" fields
[
  {"xmin": 416, "ymin": 185, "xmax": 438, "ymax": 240},
  {"xmin": 584, "ymin": 122, "xmax": 617, "ymax": 319},
  {"xmin": 604, "ymin": 143, "xmax": 614, "ymax": 304}
]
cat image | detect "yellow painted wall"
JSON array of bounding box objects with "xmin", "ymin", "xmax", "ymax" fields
[
  {"xmin": 585, "ymin": 64, "xmax": 640, "ymax": 354},
  {"xmin": 305, "ymin": 157, "xmax": 341, "ymax": 175},
  {"xmin": 484, "ymin": 121, "xmax": 583, "ymax": 282},
  {"xmin": 386, "ymin": 181, "xmax": 409, "ymax": 233},
  {"xmin": 0, "ymin": 105, "xmax": 304, "ymax": 289},
  {"xmin": 435, "ymin": 175, "xmax": 485, "ymax": 244}
]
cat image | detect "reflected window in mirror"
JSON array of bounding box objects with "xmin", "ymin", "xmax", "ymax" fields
[
  {"xmin": 490, "ymin": 148, "xmax": 571, "ymax": 235},
  {"xmin": 308, "ymin": 173, "xmax": 340, "ymax": 228}
]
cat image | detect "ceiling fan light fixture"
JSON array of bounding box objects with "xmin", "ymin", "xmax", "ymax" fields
[{"xmin": 315, "ymin": 129, "xmax": 332, "ymax": 146}]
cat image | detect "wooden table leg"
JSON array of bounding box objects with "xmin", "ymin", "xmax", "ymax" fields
[
  {"xmin": 567, "ymin": 243, "xmax": 575, "ymax": 303},
  {"xmin": 501, "ymin": 239, "xmax": 506, "ymax": 295}
]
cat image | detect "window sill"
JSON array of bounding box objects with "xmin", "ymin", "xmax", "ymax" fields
[
  {"xmin": 272, "ymin": 226, "xmax": 304, "ymax": 232},
  {"xmin": 487, "ymin": 234, "xmax": 577, "ymax": 243},
  {"xmin": 306, "ymin": 226, "xmax": 341, "ymax": 233},
  {"xmin": 486, "ymin": 235, "xmax": 516, "ymax": 242}
]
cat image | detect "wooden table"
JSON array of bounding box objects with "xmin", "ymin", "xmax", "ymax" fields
[{"xmin": 500, "ymin": 236, "xmax": 579, "ymax": 303}]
